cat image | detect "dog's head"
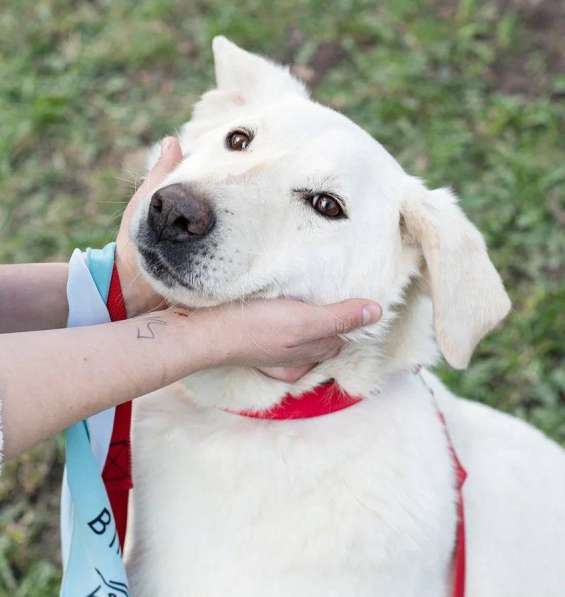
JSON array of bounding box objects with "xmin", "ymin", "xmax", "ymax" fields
[{"xmin": 133, "ymin": 37, "xmax": 510, "ymax": 369}]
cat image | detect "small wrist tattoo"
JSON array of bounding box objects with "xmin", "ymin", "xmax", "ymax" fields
[{"xmin": 136, "ymin": 316, "xmax": 168, "ymax": 340}]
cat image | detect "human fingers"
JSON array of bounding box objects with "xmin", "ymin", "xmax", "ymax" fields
[
  {"xmin": 286, "ymin": 299, "xmax": 382, "ymax": 345},
  {"xmin": 138, "ymin": 136, "xmax": 183, "ymax": 194},
  {"xmin": 122, "ymin": 137, "xmax": 184, "ymax": 225}
]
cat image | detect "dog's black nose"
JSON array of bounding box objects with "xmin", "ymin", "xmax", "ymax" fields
[{"xmin": 147, "ymin": 183, "xmax": 215, "ymax": 242}]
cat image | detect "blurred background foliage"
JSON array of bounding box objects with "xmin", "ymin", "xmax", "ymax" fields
[{"xmin": 0, "ymin": 0, "xmax": 563, "ymax": 594}]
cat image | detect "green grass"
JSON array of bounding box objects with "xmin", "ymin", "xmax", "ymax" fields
[{"xmin": 1, "ymin": 0, "xmax": 564, "ymax": 593}]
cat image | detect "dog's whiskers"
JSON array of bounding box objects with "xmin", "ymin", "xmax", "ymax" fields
[{"xmin": 116, "ymin": 168, "xmax": 145, "ymax": 192}]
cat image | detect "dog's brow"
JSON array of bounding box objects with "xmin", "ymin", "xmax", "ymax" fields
[{"xmin": 217, "ymin": 150, "xmax": 291, "ymax": 183}]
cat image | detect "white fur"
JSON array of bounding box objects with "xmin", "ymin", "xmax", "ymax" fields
[{"xmin": 126, "ymin": 37, "xmax": 565, "ymax": 596}]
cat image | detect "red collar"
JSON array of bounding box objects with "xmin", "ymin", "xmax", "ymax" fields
[{"xmin": 227, "ymin": 379, "xmax": 362, "ymax": 419}]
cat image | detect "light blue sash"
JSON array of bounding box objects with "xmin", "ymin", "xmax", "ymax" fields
[{"xmin": 61, "ymin": 242, "xmax": 129, "ymax": 596}]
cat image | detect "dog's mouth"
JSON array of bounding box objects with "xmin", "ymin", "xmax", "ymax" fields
[
  {"xmin": 136, "ymin": 242, "xmax": 276, "ymax": 307},
  {"xmin": 138, "ymin": 244, "xmax": 200, "ymax": 291}
]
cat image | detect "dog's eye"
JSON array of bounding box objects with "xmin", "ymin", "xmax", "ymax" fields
[
  {"xmin": 309, "ymin": 193, "xmax": 345, "ymax": 219},
  {"xmin": 226, "ymin": 129, "xmax": 253, "ymax": 151}
]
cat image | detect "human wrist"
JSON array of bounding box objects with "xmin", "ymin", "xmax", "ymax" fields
[
  {"xmin": 173, "ymin": 306, "xmax": 238, "ymax": 371},
  {"xmin": 138, "ymin": 307, "xmax": 223, "ymax": 378}
]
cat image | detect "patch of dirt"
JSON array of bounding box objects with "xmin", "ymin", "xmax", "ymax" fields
[
  {"xmin": 492, "ymin": 0, "xmax": 565, "ymax": 96},
  {"xmin": 285, "ymin": 27, "xmax": 349, "ymax": 89}
]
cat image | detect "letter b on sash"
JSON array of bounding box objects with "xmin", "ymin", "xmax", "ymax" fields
[{"xmin": 88, "ymin": 508, "xmax": 112, "ymax": 535}]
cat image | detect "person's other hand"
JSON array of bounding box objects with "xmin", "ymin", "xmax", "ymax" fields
[
  {"xmin": 189, "ymin": 298, "xmax": 382, "ymax": 376},
  {"xmin": 116, "ymin": 137, "xmax": 183, "ymax": 316}
]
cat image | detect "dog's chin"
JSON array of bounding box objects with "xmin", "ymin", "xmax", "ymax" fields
[
  {"xmin": 143, "ymin": 274, "xmax": 226, "ymax": 308},
  {"xmin": 152, "ymin": 278, "xmax": 279, "ymax": 309}
]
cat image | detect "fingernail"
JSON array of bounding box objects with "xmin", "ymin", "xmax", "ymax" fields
[
  {"xmin": 160, "ymin": 136, "xmax": 175, "ymax": 154},
  {"xmin": 362, "ymin": 303, "xmax": 381, "ymax": 325}
]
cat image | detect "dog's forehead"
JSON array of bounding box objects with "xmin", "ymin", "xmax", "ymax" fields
[
  {"xmin": 247, "ymin": 107, "xmax": 404, "ymax": 219},
  {"xmin": 250, "ymin": 98, "xmax": 392, "ymax": 181},
  {"xmin": 260, "ymin": 98, "xmax": 366, "ymax": 148}
]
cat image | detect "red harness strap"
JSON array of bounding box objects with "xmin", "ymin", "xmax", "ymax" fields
[
  {"xmin": 101, "ymin": 265, "xmax": 133, "ymax": 550},
  {"xmin": 438, "ymin": 410, "xmax": 467, "ymax": 597}
]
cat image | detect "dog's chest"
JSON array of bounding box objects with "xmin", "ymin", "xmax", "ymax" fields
[{"xmin": 127, "ymin": 374, "xmax": 455, "ymax": 597}]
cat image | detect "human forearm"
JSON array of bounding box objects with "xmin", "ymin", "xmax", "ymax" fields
[
  {"xmin": 0, "ymin": 263, "xmax": 69, "ymax": 333},
  {"xmin": 0, "ymin": 309, "xmax": 208, "ymax": 459}
]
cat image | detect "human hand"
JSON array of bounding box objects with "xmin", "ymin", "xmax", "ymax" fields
[
  {"xmin": 189, "ymin": 298, "xmax": 382, "ymax": 375},
  {"xmin": 116, "ymin": 137, "xmax": 183, "ymax": 316}
]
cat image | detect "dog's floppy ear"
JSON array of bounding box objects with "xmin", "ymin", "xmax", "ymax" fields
[
  {"xmin": 212, "ymin": 36, "xmax": 308, "ymax": 102},
  {"xmin": 400, "ymin": 181, "xmax": 511, "ymax": 369}
]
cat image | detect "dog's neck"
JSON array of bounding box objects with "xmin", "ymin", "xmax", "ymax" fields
[{"xmin": 183, "ymin": 287, "xmax": 439, "ymax": 412}]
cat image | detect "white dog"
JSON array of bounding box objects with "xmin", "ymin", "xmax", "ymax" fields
[{"xmin": 126, "ymin": 37, "xmax": 565, "ymax": 596}]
